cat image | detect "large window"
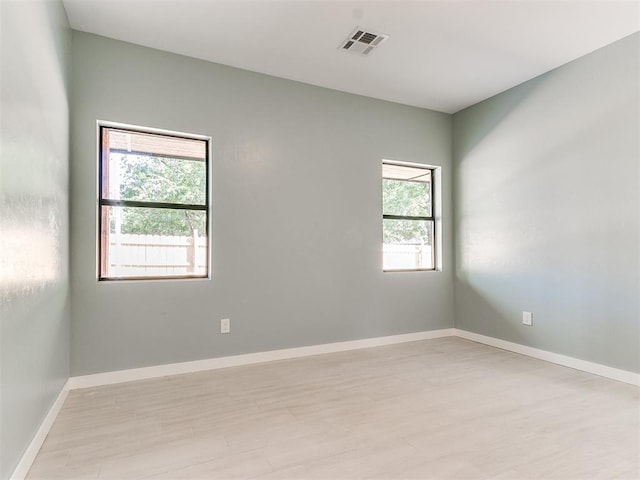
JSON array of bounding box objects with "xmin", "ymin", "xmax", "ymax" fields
[
  {"xmin": 99, "ymin": 124, "xmax": 210, "ymax": 280},
  {"xmin": 382, "ymin": 162, "xmax": 435, "ymax": 271}
]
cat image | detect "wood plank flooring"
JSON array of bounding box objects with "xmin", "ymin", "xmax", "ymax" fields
[{"xmin": 27, "ymin": 337, "xmax": 639, "ymax": 479}]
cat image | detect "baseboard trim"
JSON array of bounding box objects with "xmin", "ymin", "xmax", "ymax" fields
[
  {"xmin": 11, "ymin": 328, "xmax": 637, "ymax": 479},
  {"xmin": 69, "ymin": 328, "xmax": 456, "ymax": 389},
  {"xmin": 68, "ymin": 328, "xmax": 639, "ymax": 389},
  {"xmin": 9, "ymin": 380, "xmax": 70, "ymax": 480},
  {"xmin": 453, "ymin": 329, "xmax": 640, "ymax": 386}
]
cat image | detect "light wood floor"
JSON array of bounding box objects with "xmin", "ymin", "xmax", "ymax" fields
[{"xmin": 28, "ymin": 337, "xmax": 639, "ymax": 479}]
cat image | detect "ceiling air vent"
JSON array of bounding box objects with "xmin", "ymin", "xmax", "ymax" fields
[{"xmin": 340, "ymin": 27, "xmax": 388, "ymax": 56}]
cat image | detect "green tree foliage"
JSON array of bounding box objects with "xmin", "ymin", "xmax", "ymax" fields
[
  {"xmin": 382, "ymin": 179, "xmax": 431, "ymax": 244},
  {"xmin": 110, "ymin": 154, "xmax": 206, "ymax": 236}
]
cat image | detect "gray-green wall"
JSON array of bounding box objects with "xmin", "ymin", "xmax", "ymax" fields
[
  {"xmin": 452, "ymin": 33, "xmax": 639, "ymax": 373},
  {"xmin": 70, "ymin": 32, "xmax": 454, "ymax": 376},
  {"xmin": 1, "ymin": 16, "xmax": 636, "ymax": 476},
  {"xmin": 0, "ymin": 1, "xmax": 71, "ymax": 478}
]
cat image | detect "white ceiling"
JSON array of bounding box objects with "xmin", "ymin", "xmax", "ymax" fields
[{"xmin": 62, "ymin": 0, "xmax": 639, "ymax": 113}]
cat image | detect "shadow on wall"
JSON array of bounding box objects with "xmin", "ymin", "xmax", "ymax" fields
[
  {"xmin": 454, "ymin": 278, "xmax": 525, "ymax": 342},
  {"xmin": 453, "ymin": 76, "xmax": 546, "ymax": 162},
  {"xmin": 453, "ymin": 36, "xmax": 639, "ymax": 372}
]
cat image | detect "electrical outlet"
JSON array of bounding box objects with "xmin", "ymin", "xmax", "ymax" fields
[
  {"xmin": 220, "ymin": 318, "xmax": 230, "ymax": 334},
  {"xmin": 522, "ymin": 311, "xmax": 533, "ymax": 326}
]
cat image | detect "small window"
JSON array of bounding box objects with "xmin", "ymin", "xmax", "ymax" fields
[
  {"xmin": 382, "ymin": 162, "xmax": 436, "ymax": 271},
  {"xmin": 98, "ymin": 124, "xmax": 210, "ymax": 280}
]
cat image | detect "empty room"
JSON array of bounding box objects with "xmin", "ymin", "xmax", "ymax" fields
[{"xmin": 1, "ymin": 0, "xmax": 638, "ymax": 479}]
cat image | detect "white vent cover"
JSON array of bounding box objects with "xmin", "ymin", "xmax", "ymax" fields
[{"xmin": 339, "ymin": 27, "xmax": 389, "ymax": 56}]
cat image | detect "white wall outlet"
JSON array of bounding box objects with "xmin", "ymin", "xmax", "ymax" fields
[
  {"xmin": 220, "ymin": 318, "xmax": 230, "ymax": 334},
  {"xmin": 522, "ymin": 311, "xmax": 533, "ymax": 326}
]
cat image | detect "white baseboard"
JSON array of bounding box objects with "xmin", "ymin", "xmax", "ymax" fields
[
  {"xmin": 9, "ymin": 380, "xmax": 70, "ymax": 480},
  {"xmin": 68, "ymin": 328, "xmax": 639, "ymax": 389},
  {"xmin": 69, "ymin": 328, "xmax": 456, "ymax": 389},
  {"xmin": 11, "ymin": 327, "xmax": 638, "ymax": 479},
  {"xmin": 453, "ymin": 329, "xmax": 640, "ymax": 386}
]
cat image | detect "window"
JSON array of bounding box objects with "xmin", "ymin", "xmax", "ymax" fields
[
  {"xmin": 382, "ymin": 162, "xmax": 436, "ymax": 271},
  {"xmin": 99, "ymin": 124, "xmax": 210, "ymax": 280}
]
